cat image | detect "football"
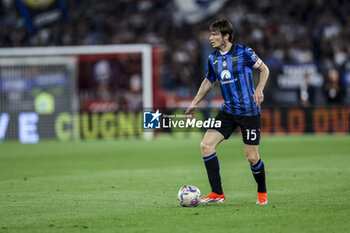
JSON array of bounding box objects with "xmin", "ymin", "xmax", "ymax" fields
[{"xmin": 177, "ymin": 185, "xmax": 201, "ymax": 207}]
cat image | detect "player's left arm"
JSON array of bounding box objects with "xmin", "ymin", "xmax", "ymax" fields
[{"xmin": 254, "ymin": 63, "xmax": 269, "ymax": 106}]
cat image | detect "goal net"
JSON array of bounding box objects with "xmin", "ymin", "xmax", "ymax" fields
[
  {"xmin": 0, "ymin": 56, "xmax": 77, "ymax": 143},
  {"xmin": 0, "ymin": 45, "xmax": 153, "ymax": 143}
]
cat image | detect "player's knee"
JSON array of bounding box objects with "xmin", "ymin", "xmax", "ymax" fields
[
  {"xmin": 244, "ymin": 145, "xmax": 260, "ymax": 165},
  {"xmin": 246, "ymin": 152, "xmax": 259, "ymax": 165},
  {"xmin": 247, "ymin": 157, "xmax": 258, "ymax": 165},
  {"xmin": 200, "ymin": 141, "xmax": 214, "ymax": 157},
  {"xmin": 200, "ymin": 141, "xmax": 209, "ymax": 152}
]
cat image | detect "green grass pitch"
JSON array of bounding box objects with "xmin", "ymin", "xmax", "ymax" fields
[{"xmin": 0, "ymin": 134, "xmax": 349, "ymax": 233}]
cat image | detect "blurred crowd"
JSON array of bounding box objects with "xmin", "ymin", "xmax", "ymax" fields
[{"xmin": 1, "ymin": 0, "xmax": 349, "ymax": 103}]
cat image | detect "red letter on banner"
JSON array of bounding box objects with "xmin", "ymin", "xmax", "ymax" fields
[
  {"xmin": 288, "ymin": 108, "xmax": 305, "ymax": 135},
  {"xmin": 313, "ymin": 108, "xmax": 329, "ymax": 134}
]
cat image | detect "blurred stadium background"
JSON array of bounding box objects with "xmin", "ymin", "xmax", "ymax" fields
[
  {"xmin": 0, "ymin": 0, "xmax": 349, "ymax": 141},
  {"xmin": 0, "ymin": 0, "xmax": 349, "ymax": 232}
]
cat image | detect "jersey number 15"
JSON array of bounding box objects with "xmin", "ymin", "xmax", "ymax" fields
[{"xmin": 246, "ymin": 129, "xmax": 257, "ymax": 140}]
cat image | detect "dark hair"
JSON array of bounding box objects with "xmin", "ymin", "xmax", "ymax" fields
[{"xmin": 209, "ymin": 19, "xmax": 234, "ymax": 42}]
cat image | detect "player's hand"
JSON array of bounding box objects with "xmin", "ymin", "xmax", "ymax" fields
[
  {"xmin": 253, "ymin": 89, "xmax": 264, "ymax": 106},
  {"xmin": 185, "ymin": 105, "xmax": 197, "ymax": 120}
]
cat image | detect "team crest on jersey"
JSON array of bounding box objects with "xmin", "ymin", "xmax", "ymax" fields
[
  {"xmin": 220, "ymin": 70, "xmax": 231, "ymax": 80},
  {"xmin": 222, "ymin": 60, "xmax": 227, "ymax": 68}
]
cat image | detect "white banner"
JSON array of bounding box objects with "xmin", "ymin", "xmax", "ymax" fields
[
  {"xmin": 174, "ymin": 0, "xmax": 228, "ymax": 24},
  {"xmin": 277, "ymin": 64, "xmax": 324, "ymax": 90}
]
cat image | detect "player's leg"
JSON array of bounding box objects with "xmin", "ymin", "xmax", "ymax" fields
[
  {"xmin": 244, "ymin": 144, "xmax": 267, "ymax": 204},
  {"xmin": 200, "ymin": 129, "xmax": 226, "ymax": 204},
  {"xmin": 244, "ymin": 144, "xmax": 260, "ymax": 165},
  {"xmin": 240, "ymin": 114, "xmax": 267, "ymax": 204},
  {"xmin": 200, "ymin": 110, "xmax": 236, "ymax": 204},
  {"xmin": 200, "ymin": 129, "xmax": 224, "ymax": 157}
]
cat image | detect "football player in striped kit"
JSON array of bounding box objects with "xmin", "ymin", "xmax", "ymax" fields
[{"xmin": 186, "ymin": 19, "xmax": 269, "ymax": 205}]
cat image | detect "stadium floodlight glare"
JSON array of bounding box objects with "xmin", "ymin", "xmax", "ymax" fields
[{"xmin": 0, "ymin": 45, "xmax": 153, "ymax": 141}]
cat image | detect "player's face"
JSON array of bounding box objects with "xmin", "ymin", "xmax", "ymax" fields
[{"xmin": 209, "ymin": 31, "xmax": 224, "ymax": 48}]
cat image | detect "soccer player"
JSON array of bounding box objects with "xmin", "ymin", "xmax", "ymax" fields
[{"xmin": 185, "ymin": 19, "xmax": 269, "ymax": 205}]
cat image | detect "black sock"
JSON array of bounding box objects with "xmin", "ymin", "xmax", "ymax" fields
[
  {"xmin": 250, "ymin": 159, "xmax": 267, "ymax": 193},
  {"xmin": 203, "ymin": 152, "xmax": 223, "ymax": 195}
]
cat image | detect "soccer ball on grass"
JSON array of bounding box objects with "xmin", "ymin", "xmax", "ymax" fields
[{"xmin": 177, "ymin": 185, "xmax": 201, "ymax": 207}]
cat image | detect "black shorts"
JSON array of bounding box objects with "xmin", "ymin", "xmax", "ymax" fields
[{"xmin": 210, "ymin": 110, "xmax": 261, "ymax": 145}]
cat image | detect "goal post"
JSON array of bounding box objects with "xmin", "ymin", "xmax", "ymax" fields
[
  {"xmin": 0, "ymin": 45, "xmax": 154, "ymax": 142},
  {"xmin": 0, "ymin": 45, "xmax": 153, "ymax": 107}
]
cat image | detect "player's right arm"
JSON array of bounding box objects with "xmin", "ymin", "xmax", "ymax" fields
[
  {"xmin": 185, "ymin": 78, "xmax": 214, "ymax": 119},
  {"xmin": 186, "ymin": 54, "xmax": 216, "ymax": 119}
]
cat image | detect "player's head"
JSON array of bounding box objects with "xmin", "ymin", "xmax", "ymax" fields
[{"xmin": 209, "ymin": 19, "xmax": 234, "ymax": 46}]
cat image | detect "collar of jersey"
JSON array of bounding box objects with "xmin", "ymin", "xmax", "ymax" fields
[{"xmin": 215, "ymin": 43, "xmax": 236, "ymax": 57}]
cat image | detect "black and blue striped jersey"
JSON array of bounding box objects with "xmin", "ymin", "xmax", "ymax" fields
[{"xmin": 206, "ymin": 44, "xmax": 263, "ymax": 116}]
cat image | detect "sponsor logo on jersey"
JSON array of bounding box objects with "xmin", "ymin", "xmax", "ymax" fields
[
  {"xmin": 220, "ymin": 70, "xmax": 231, "ymax": 80},
  {"xmin": 248, "ymin": 47, "xmax": 258, "ymax": 61}
]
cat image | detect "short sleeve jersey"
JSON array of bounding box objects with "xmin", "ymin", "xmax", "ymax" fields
[{"xmin": 206, "ymin": 44, "xmax": 263, "ymax": 116}]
